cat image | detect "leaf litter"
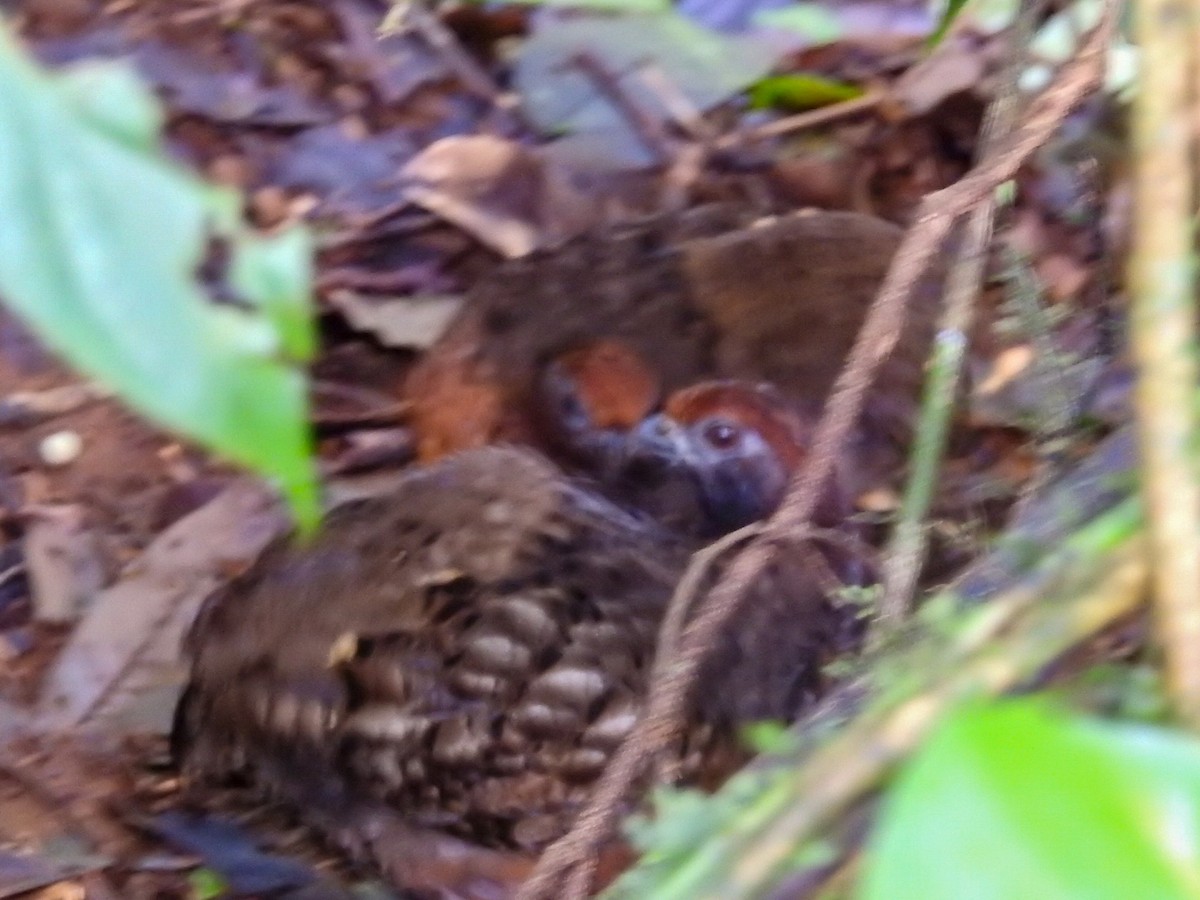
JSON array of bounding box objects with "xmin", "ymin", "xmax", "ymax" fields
[{"xmin": 0, "ymin": 0, "xmax": 1133, "ymax": 894}]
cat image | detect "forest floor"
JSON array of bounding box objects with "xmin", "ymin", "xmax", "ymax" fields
[{"xmin": 0, "ymin": 0, "xmax": 1126, "ymax": 896}]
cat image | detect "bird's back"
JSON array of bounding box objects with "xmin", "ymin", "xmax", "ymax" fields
[{"xmin": 174, "ymin": 448, "xmax": 690, "ymax": 847}]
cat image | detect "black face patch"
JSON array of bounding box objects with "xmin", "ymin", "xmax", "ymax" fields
[{"xmin": 699, "ymin": 459, "xmax": 773, "ymax": 534}]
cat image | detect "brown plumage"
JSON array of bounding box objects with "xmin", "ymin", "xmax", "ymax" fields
[
  {"xmin": 410, "ymin": 336, "xmax": 662, "ymax": 465},
  {"xmin": 532, "ymin": 339, "xmax": 662, "ymax": 472},
  {"xmin": 174, "ymin": 449, "xmax": 689, "ymax": 852},
  {"xmin": 406, "ymin": 208, "xmax": 938, "ymax": 465},
  {"xmin": 618, "ymin": 380, "xmax": 859, "ymax": 539},
  {"xmin": 173, "ymin": 387, "xmax": 863, "ymax": 887}
]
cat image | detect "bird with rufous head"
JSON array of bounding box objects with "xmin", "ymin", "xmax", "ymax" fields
[
  {"xmin": 172, "ymin": 380, "xmax": 867, "ymax": 896},
  {"xmin": 617, "ymin": 379, "xmax": 858, "ymax": 538}
]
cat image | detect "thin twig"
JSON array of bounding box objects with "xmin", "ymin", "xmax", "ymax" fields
[
  {"xmin": 638, "ymin": 524, "xmax": 1149, "ymax": 897},
  {"xmin": 0, "ymin": 562, "xmax": 25, "ymax": 590},
  {"xmin": 877, "ymin": 0, "xmax": 1044, "ymax": 628},
  {"xmin": 311, "ymin": 380, "xmax": 412, "ymax": 432},
  {"xmin": 0, "ymin": 383, "xmax": 111, "ymax": 427},
  {"xmin": 715, "ymin": 92, "xmax": 885, "ymax": 154},
  {"xmin": 518, "ymin": 6, "xmax": 1117, "ymax": 897},
  {"xmin": 654, "ymin": 524, "xmax": 762, "ymax": 667},
  {"xmin": 1128, "ymin": 0, "xmax": 1200, "ymax": 727},
  {"xmin": 568, "ymin": 53, "xmax": 677, "ymax": 168},
  {"xmin": 649, "ymin": 523, "xmax": 877, "ymax": 788},
  {"xmin": 316, "ymin": 266, "xmax": 455, "ymax": 295},
  {"xmin": 317, "ymin": 208, "xmax": 439, "ymax": 251},
  {"xmin": 381, "ymin": 2, "xmax": 531, "ymax": 133},
  {"xmin": 635, "ymin": 64, "xmax": 717, "ymax": 143}
]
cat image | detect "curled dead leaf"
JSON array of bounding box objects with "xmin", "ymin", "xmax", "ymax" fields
[
  {"xmin": 401, "ymin": 135, "xmax": 598, "ymax": 257},
  {"xmin": 325, "ymin": 289, "xmax": 463, "ymax": 350}
]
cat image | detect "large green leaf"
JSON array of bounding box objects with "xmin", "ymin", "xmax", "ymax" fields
[
  {"xmin": 861, "ymin": 701, "xmax": 1200, "ymax": 900},
  {"xmin": 0, "ymin": 26, "xmax": 318, "ymax": 530}
]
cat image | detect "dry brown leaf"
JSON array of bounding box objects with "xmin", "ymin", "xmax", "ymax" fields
[
  {"xmin": 325, "ymin": 289, "xmax": 463, "ymax": 349},
  {"xmin": 34, "ymin": 482, "xmax": 289, "ymax": 735},
  {"xmin": 975, "ymin": 344, "xmax": 1035, "ymax": 398},
  {"xmin": 893, "ymin": 40, "xmax": 985, "ymax": 115},
  {"xmin": 1036, "ymin": 252, "xmax": 1090, "ymax": 302},
  {"xmin": 401, "ymin": 135, "xmax": 597, "ymax": 257},
  {"xmin": 0, "ymin": 384, "xmax": 109, "ymax": 429},
  {"xmin": 23, "ymin": 506, "xmax": 106, "ymax": 625}
]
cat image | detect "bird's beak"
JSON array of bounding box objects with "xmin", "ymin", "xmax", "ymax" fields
[{"xmin": 623, "ymin": 413, "xmax": 693, "ymax": 473}]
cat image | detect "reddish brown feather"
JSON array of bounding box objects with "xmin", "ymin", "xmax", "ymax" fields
[
  {"xmin": 663, "ymin": 381, "xmax": 812, "ymax": 472},
  {"xmin": 550, "ymin": 340, "xmax": 661, "ymax": 431},
  {"xmin": 408, "ymin": 335, "xmax": 658, "ymax": 463}
]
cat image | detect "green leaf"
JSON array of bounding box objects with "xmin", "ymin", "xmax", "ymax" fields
[
  {"xmin": 860, "ymin": 700, "xmax": 1200, "ymax": 900},
  {"xmin": 928, "ymin": 0, "xmax": 971, "ymax": 48},
  {"xmin": 56, "ymin": 60, "xmax": 163, "ymax": 148},
  {"xmin": 229, "ymin": 226, "xmax": 317, "ymax": 361},
  {"xmin": 0, "ymin": 24, "xmax": 318, "ymax": 531},
  {"xmin": 748, "ymin": 73, "xmax": 862, "ymax": 111},
  {"xmin": 752, "ymin": 4, "xmax": 843, "ymax": 45},
  {"xmin": 739, "ymin": 719, "xmax": 798, "ymax": 754},
  {"xmin": 188, "ymin": 866, "xmax": 229, "ymax": 900}
]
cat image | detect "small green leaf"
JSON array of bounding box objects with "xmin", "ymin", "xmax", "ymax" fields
[
  {"xmin": 188, "ymin": 866, "xmax": 229, "ymax": 900},
  {"xmin": 928, "ymin": 0, "xmax": 971, "ymax": 48},
  {"xmin": 749, "ymin": 73, "xmax": 862, "ymax": 111},
  {"xmin": 861, "ymin": 700, "xmax": 1200, "ymax": 900},
  {"xmin": 0, "ymin": 23, "xmax": 318, "ymax": 531},
  {"xmin": 739, "ymin": 719, "xmax": 796, "ymax": 754}
]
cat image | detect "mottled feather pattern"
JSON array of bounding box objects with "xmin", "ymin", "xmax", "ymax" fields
[
  {"xmin": 176, "ymin": 448, "xmax": 694, "ymax": 846},
  {"xmin": 177, "ymin": 403, "xmax": 860, "ymax": 854}
]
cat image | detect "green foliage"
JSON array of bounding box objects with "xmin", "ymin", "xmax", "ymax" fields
[
  {"xmin": 0, "ymin": 25, "xmax": 318, "ymax": 530},
  {"xmin": 610, "ymin": 766, "xmax": 834, "ymax": 900},
  {"xmin": 187, "ymin": 866, "xmax": 229, "ymax": 900},
  {"xmin": 1055, "ymin": 663, "xmax": 1168, "ymax": 724},
  {"xmin": 739, "ymin": 719, "xmax": 800, "ymax": 754},
  {"xmin": 928, "ymin": 0, "xmax": 970, "ymax": 48},
  {"xmin": 748, "ymin": 74, "xmax": 862, "ymax": 111},
  {"xmin": 861, "ymin": 700, "xmax": 1200, "ymax": 900}
]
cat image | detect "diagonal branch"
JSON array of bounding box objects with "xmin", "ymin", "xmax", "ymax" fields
[{"xmin": 517, "ymin": 5, "xmax": 1119, "ymax": 897}]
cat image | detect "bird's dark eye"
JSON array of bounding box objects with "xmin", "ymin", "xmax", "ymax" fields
[
  {"xmin": 556, "ymin": 385, "xmax": 589, "ymax": 430},
  {"xmin": 702, "ymin": 419, "xmax": 742, "ymax": 450}
]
